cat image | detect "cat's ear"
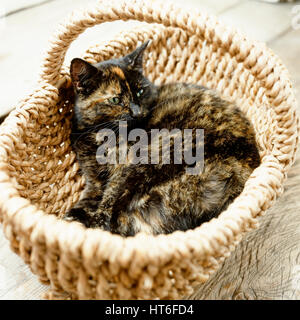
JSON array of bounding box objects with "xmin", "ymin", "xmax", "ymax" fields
[
  {"xmin": 123, "ymin": 40, "xmax": 150, "ymax": 72},
  {"xmin": 70, "ymin": 58, "xmax": 98, "ymax": 92}
]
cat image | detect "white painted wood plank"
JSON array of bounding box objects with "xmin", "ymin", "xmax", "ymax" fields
[
  {"xmin": 219, "ymin": 1, "xmax": 295, "ymax": 42},
  {"xmin": 0, "ymin": 0, "xmax": 96, "ymax": 117},
  {"xmin": 0, "ymin": 0, "xmax": 53, "ymax": 16},
  {"xmin": 0, "ymin": 225, "xmax": 48, "ymax": 300},
  {"xmin": 172, "ymin": 0, "xmax": 241, "ymax": 14}
]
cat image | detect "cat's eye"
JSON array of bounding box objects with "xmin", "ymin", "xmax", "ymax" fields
[
  {"xmin": 108, "ymin": 97, "xmax": 120, "ymax": 104},
  {"xmin": 136, "ymin": 88, "xmax": 144, "ymax": 98}
]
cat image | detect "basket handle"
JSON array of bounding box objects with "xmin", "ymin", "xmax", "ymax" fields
[{"xmin": 39, "ymin": 0, "xmax": 203, "ymax": 87}]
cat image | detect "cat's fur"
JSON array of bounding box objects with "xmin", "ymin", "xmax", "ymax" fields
[{"xmin": 64, "ymin": 41, "xmax": 261, "ymax": 236}]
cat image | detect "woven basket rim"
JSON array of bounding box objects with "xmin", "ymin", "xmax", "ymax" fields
[{"xmin": 0, "ymin": 0, "xmax": 298, "ymax": 298}]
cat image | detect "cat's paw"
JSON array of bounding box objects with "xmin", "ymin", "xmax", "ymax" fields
[
  {"xmin": 63, "ymin": 207, "xmax": 90, "ymax": 227},
  {"xmin": 93, "ymin": 209, "xmax": 112, "ymax": 231},
  {"xmin": 64, "ymin": 206, "xmax": 112, "ymax": 231}
]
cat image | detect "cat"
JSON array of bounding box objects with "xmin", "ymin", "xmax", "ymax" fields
[{"xmin": 63, "ymin": 41, "xmax": 261, "ymax": 236}]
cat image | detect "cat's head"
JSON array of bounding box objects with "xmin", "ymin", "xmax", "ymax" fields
[{"xmin": 70, "ymin": 41, "xmax": 158, "ymax": 129}]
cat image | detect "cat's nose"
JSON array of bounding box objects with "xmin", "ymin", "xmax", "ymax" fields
[{"xmin": 129, "ymin": 103, "xmax": 142, "ymax": 118}]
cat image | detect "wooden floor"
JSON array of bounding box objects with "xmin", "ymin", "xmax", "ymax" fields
[{"xmin": 0, "ymin": 0, "xmax": 299, "ymax": 299}]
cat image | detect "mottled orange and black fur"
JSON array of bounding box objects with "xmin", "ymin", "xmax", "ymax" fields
[{"xmin": 64, "ymin": 41, "xmax": 261, "ymax": 236}]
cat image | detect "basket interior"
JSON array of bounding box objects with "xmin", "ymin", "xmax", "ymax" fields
[{"xmin": 7, "ymin": 24, "xmax": 277, "ymax": 218}]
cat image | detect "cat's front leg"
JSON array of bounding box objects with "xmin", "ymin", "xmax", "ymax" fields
[{"xmin": 99, "ymin": 166, "xmax": 134, "ymax": 216}]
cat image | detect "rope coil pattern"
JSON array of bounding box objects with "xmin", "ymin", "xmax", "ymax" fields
[{"xmin": 0, "ymin": 0, "xmax": 298, "ymax": 299}]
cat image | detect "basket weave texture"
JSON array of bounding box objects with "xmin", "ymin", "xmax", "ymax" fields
[{"xmin": 0, "ymin": 0, "xmax": 298, "ymax": 300}]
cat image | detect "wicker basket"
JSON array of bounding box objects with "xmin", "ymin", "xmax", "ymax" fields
[{"xmin": 0, "ymin": 0, "xmax": 298, "ymax": 300}]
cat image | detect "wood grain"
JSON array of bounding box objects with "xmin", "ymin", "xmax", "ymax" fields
[{"xmin": 0, "ymin": 226, "xmax": 48, "ymax": 300}]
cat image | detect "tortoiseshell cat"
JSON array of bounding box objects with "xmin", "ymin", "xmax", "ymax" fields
[{"xmin": 64, "ymin": 41, "xmax": 260, "ymax": 236}]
